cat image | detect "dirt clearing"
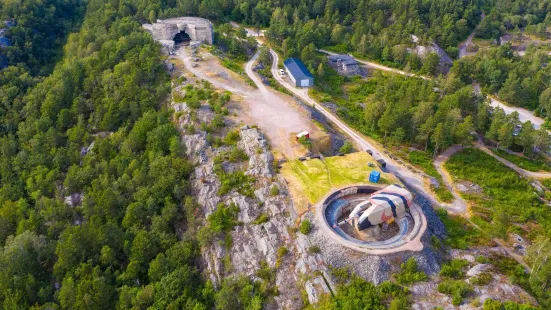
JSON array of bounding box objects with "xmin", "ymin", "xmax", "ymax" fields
[{"xmin": 176, "ymin": 47, "xmax": 328, "ymax": 159}]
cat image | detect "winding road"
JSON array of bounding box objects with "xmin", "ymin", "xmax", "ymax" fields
[
  {"xmin": 238, "ymin": 24, "xmax": 546, "ymax": 260},
  {"xmin": 488, "ymin": 96, "xmax": 546, "ymax": 129}
]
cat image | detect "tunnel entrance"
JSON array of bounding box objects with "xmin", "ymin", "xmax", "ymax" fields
[{"xmin": 173, "ymin": 30, "xmax": 191, "ymax": 46}]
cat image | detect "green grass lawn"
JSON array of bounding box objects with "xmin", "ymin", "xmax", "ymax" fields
[
  {"xmin": 494, "ymin": 149, "xmax": 551, "ymax": 172},
  {"xmin": 281, "ymin": 152, "xmax": 398, "ymax": 213}
]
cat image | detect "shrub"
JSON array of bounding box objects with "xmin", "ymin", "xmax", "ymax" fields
[
  {"xmin": 299, "ymin": 219, "xmax": 312, "ymax": 234},
  {"xmin": 339, "ymin": 141, "xmax": 353, "ymax": 154},
  {"xmin": 438, "ymin": 279, "xmax": 473, "ymax": 306},
  {"xmin": 308, "ymin": 245, "xmax": 321, "ymax": 254},
  {"xmin": 270, "ymin": 185, "xmax": 280, "ymax": 196},
  {"xmin": 439, "ymin": 259, "xmax": 470, "ymax": 279},
  {"xmin": 329, "ymin": 266, "xmax": 351, "ymax": 285},
  {"xmin": 482, "ymin": 299, "xmax": 540, "ymax": 310},
  {"xmin": 395, "ymin": 257, "xmax": 428, "ymax": 285},
  {"xmin": 223, "ymin": 129, "xmax": 240, "ymax": 145},
  {"xmin": 470, "ymin": 272, "xmax": 493, "ymax": 286},
  {"xmin": 252, "ymin": 213, "xmax": 269, "ymax": 225},
  {"xmin": 297, "ymin": 136, "xmax": 312, "ymax": 148}
]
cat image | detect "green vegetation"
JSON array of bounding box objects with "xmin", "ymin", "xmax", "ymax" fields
[
  {"xmin": 455, "ymin": 33, "xmax": 551, "ymax": 114},
  {"xmin": 0, "ymin": 0, "xmax": 86, "ymax": 75},
  {"xmin": 339, "ymin": 141, "xmax": 354, "ymax": 154},
  {"xmin": 308, "ymin": 245, "xmax": 321, "ymax": 254},
  {"xmin": 281, "ymin": 152, "xmax": 397, "ymax": 211},
  {"xmin": 313, "ymin": 276, "xmax": 409, "ymax": 310},
  {"xmin": 445, "ymin": 148, "xmax": 551, "ymax": 241},
  {"xmin": 298, "ymin": 135, "xmax": 313, "ymax": 148},
  {"xmin": 309, "ymin": 70, "xmax": 478, "ymax": 159},
  {"xmin": 437, "ymin": 279, "xmax": 473, "ymax": 306},
  {"xmin": 439, "ymin": 259, "xmax": 470, "ymax": 279},
  {"xmin": 408, "ymin": 151, "xmax": 454, "ymax": 202},
  {"xmin": 299, "ymin": 219, "xmax": 312, "ymax": 235},
  {"xmin": 483, "ymin": 299, "xmax": 540, "ymax": 310},
  {"xmin": 214, "ymin": 276, "xmax": 266, "ymax": 309},
  {"xmin": 471, "ymin": 273, "xmax": 493, "ymax": 286},
  {"xmin": 267, "ymin": 0, "xmax": 484, "ymax": 72},
  {"xmin": 394, "ymin": 258, "xmax": 428, "ymax": 285},
  {"xmin": 198, "ymin": 202, "xmax": 240, "ymax": 247},
  {"xmin": 436, "ymin": 208, "xmax": 491, "ymax": 249},
  {"xmin": 252, "ymin": 213, "xmax": 269, "ymax": 225},
  {"xmin": 443, "ymin": 147, "xmax": 551, "ymax": 307},
  {"xmin": 270, "ymin": 185, "xmax": 280, "ymax": 196},
  {"xmin": 494, "ymin": 150, "xmax": 551, "ymax": 172}
]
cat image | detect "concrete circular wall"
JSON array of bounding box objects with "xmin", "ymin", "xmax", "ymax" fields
[{"xmin": 316, "ymin": 185, "xmax": 426, "ymax": 254}]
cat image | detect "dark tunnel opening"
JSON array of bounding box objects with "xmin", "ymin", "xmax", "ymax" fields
[{"xmin": 173, "ymin": 30, "xmax": 191, "ymax": 45}]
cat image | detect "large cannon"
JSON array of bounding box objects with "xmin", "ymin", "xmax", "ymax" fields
[{"xmin": 343, "ymin": 184, "xmax": 412, "ymax": 231}]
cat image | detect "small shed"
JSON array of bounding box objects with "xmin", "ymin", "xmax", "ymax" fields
[
  {"xmin": 369, "ymin": 170, "xmax": 381, "ymax": 183},
  {"xmin": 296, "ymin": 131, "xmax": 310, "ymax": 140},
  {"xmin": 284, "ymin": 58, "xmax": 314, "ymax": 87}
]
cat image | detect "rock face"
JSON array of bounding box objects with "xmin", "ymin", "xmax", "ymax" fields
[
  {"xmin": 409, "ymin": 247, "xmax": 538, "ymax": 309},
  {"xmin": 177, "ymin": 88, "xmax": 330, "ymax": 308},
  {"xmin": 143, "ymin": 17, "xmax": 214, "ymax": 45},
  {"xmin": 408, "ymin": 42, "xmax": 453, "ymax": 75},
  {"xmin": 239, "ymin": 126, "xmax": 274, "ymax": 178}
]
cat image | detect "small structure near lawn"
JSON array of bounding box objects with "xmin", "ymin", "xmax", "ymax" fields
[
  {"xmin": 296, "ymin": 131, "xmax": 310, "ymax": 140},
  {"xmin": 369, "ymin": 170, "xmax": 381, "ymax": 183}
]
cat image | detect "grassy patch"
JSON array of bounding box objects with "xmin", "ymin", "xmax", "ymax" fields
[
  {"xmin": 408, "ymin": 150, "xmax": 454, "ymax": 203},
  {"xmin": 280, "ymin": 152, "xmax": 398, "ymax": 212},
  {"xmin": 494, "ymin": 149, "xmax": 551, "ymax": 172},
  {"xmin": 445, "ymin": 148, "xmax": 551, "ymax": 242},
  {"xmin": 436, "ymin": 208, "xmax": 492, "ymax": 249}
]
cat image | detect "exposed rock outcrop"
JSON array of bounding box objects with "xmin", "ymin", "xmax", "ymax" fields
[{"xmin": 178, "ymin": 90, "xmax": 330, "ymax": 308}]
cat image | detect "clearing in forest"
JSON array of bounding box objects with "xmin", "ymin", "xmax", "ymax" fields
[{"xmin": 281, "ymin": 152, "xmax": 398, "ymax": 214}]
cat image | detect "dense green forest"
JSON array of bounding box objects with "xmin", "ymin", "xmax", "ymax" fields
[
  {"xmin": 2, "ymin": 0, "xmax": 551, "ymax": 308},
  {"xmin": 0, "ymin": 0, "xmax": 219, "ymax": 307},
  {"xmin": 452, "ymin": 45, "xmax": 551, "ymax": 115},
  {"xmin": 477, "ymin": 0, "xmax": 551, "ymax": 39},
  {"xmin": 0, "ymin": 0, "xmax": 86, "ymax": 75}
]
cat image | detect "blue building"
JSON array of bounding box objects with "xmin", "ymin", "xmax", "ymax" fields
[
  {"xmin": 369, "ymin": 170, "xmax": 381, "ymax": 183},
  {"xmin": 283, "ymin": 58, "xmax": 314, "ymax": 87}
]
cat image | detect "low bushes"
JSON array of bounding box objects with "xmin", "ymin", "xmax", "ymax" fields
[
  {"xmin": 437, "ymin": 279, "xmax": 473, "ymax": 306},
  {"xmin": 394, "ymin": 258, "xmax": 427, "ymax": 285}
]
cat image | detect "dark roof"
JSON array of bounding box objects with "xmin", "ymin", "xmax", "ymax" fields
[
  {"xmin": 328, "ymin": 54, "xmax": 358, "ymax": 66},
  {"xmin": 283, "ymin": 58, "xmax": 313, "ymax": 80}
]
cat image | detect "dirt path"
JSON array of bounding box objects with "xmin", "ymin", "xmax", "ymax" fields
[
  {"xmin": 476, "ymin": 142, "xmax": 551, "ymax": 178},
  {"xmin": 434, "ymin": 145, "xmax": 469, "ymax": 214},
  {"xmin": 318, "ymin": 49, "xmax": 430, "ymax": 80},
  {"xmin": 472, "ymin": 84, "xmax": 546, "ymax": 130},
  {"xmin": 434, "ymin": 144, "xmax": 530, "ymax": 270},
  {"xmin": 459, "ymin": 12, "xmax": 485, "ymax": 58}
]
